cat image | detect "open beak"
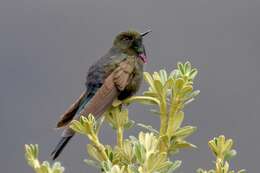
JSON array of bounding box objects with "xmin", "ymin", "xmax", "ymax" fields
[
  {"xmin": 136, "ymin": 30, "xmax": 151, "ymax": 63},
  {"xmin": 137, "ymin": 45, "xmax": 148, "ymax": 64},
  {"xmin": 141, "ymin": 30, "xmax": 152, "ymax": 37}
]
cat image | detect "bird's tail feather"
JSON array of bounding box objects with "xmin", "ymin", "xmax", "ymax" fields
[
  {"xmin": 51, "ymin": 93, "xmax": 94, "ymax": 160},
  {"xmin": 51, "ymin": 136, "xmax": 73, "ymax": 160},
  {"xmin": 56, "ymin": 92, "xmax": 92, "ymax": 128}
]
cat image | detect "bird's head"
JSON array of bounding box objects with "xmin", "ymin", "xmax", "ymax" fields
[{"xmin": 113, "ymin": 30, "xmax": 151, "ymax": 63}]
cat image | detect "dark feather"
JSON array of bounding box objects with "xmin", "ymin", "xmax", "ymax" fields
[
  {"xmin": 57, "ymin": 92, "xmax": 87, "ymax": 128},
  {"xmin": 51, "ymin": 136, "xmax": 72, "ymax": 160},
  {"xmin": 50, "ymin": 74, "xmax": 119, "ymax": 160}
]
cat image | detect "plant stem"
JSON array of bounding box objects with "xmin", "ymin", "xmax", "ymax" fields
[
  {"xmin": 117, "ymin": 127, "xmax": 124, "ymax": 148},
  {"xmin": 215, "ymin": 158, "xmax": 223, "ymax": 173},
  {"xmin": 159, "ymin": 99, "xmax": 168, "ymax": 136},
  {"xmin": 166, "ymin": 95, "xmax": 180, "ymax": 137},
  {"xmin": 90, "ymin": 134, "xmax": 109, "ymax": 161}
]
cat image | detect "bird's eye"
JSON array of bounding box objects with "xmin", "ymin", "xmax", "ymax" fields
[{"xmin": 122, "ymin": 36, "xmax": 132, "ymax": 41}]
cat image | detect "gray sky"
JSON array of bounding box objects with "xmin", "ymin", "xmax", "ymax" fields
[{"xmin": 0, "ymin": 0, "xmax": 259, "ymax": 172}]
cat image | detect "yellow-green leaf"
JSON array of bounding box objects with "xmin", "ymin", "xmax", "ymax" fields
[
  {"xmin": 169, "ymin": 111, "xmax": 184, "ymax": 135},
  {"xmin": 173, "ymin": 140, "xmax": 197, "ymax": 149},
  {"xmin": 143, "ymin": 72, "xmax": 156, "ymax": 92},
  {"xmin": 152, "ymin": 71, "xmax": 162, "ymax": 82},
  {"xmin": 124, "ymin": 96, "xmax": 160, "ymax": 105},
  {"xmin": 177, "ymin": 62, "xmax": 185, "ymax": 75},
  {"xmin": 184, "ymin": 61, "xmax": 191, "ymax": 73},
  {"xmin": 173, "ymin": 126, "xmax": 197, "ymax": 139},
  {"xmin": 181, "ymin": 85, "xmax": 193, "ymax": 96},
  {"xmin": 87, "ymin": 144, "xmax": 104, "ymax": 162},
  {"xmin": 154, "ymin": 79, "xmax": 164, "ymax": 94},
  {"xmin": 159, "ymin": 69, "xmax": 168, "ymax": 84},
  {"xmin": 164, "ymin": 78, "xmax": 174, "ymax": 90},
  {"xmin": 174, "ymin": 78, "xmax": 185, "ymax": 92}
]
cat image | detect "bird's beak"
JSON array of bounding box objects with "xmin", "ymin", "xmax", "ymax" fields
[
  {"xmin": 137, "ymin": 45, "xmax": 148, "ymax": 64},
  {"xmin": 141, "ymin": 30, "xmax": 152, "ymax": 37}
]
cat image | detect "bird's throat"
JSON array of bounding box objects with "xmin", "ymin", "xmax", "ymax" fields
[{"xmin": 138, "ymin": 53, "xmax": 148, "ymax": 64}]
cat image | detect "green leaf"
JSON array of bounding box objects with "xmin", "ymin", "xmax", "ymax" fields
[
  {"xmin": 159, "ymin": 69, "xmax": 168, "ymax": 84},
  {"xmin": 69, "ymin": 120, "xmax": 84, "ymax": 134},
  {"xmin": 189, "ymin": 68, "xmax": 198, "ymax": 79},
  {"xmin": 96, "ymin": 116, "xmax": 105, "ymax": 135},
  {"xmin": 158, "ymin": 134, "xmax": 169, "ymax": 147},
  {"xmin": 208, "ymin": 140, "xmax": 219, "ymax": 157},
  {"xmin": 208, "ymin": 135, "xmax": 235, "ymax": 160},
  {"xmin": 124, "ymin": 120, "xmax": 135, "ymax": 129},
  {"xmin": 25, "ymin": 144, "xmax": 40, "ymax": 168},
  {"xmin": 153, "ymin": 71, "xmax": 162, "ymax": 82},
  {"xmin": 124, "ymin": 96, "xmax": 160, "ymax": 105},
  {"xmin": 138, "ymin": 132, "xmax": 159, "ymax": 154},
  {"xmin": 52, "ymin": 162, "xmax": 65, "ymax": 173},
  {"xmin": 149, "ymin": 109, "xmax": 161, "ymax": 116},
  {"xmin": 184, "ymin": 98, "xmax": 195, "ymax": 106},
  {"xmin": 101, "ymin": 161, "xmax": 113, "ymax": 172},
  {"xmin": 224, "ymin": 149, "xmax": 237, "ymax": 161},
  {"xmin": 184, "ymin": 61, "xmax": 191, "ymax": 73},
  {"xmin": 143, "ymin": 91, "xmax": 158, "ymax": 98},
  {"xmin": 173, "ymin": 126, "xmax": 197, "ymax": 139},
  {"xmin": 166, "ymin": 160, "xmax": 182, "ymax": 173},
  {"xmin": 177, "ymin": 62, "xmax": 185, "ymax": 75},
  {"xmin": 183, "ymin": 90, "xmax": 200, "ymax": 101},
  {"xmin": 163, "ymin": 78, "xmax": 174, "ymax": 91},
  {"xmin": 174, "ymin": 78, "xmax": 185, "ymax": 92},
  {"xmin": 70, "ymin": 114, "xmax": 97, "ymax": 136},
  {"xmin": 196, "ymin": 168, "xmax": 203, "ymax": 173},
  {"xmin": 87, "ymin": 144, "xmax": 104, "ymax": 162},
  {"xmin": 41, "ymin": 162, "xmax": 50, "ymax": 173},
  {"xmin": 143, "ymin": 72, "xmax": 156, "ymax": 92},
  {"xmin": 25, "ymin": 144, "xmax": 65, "ymax": 173},
  {"xmin": 169, "ymin": 69, "xmax": 179, "ymax": 79},
  {"xmin": 137, "ymin": 123, "xmax": 159, "ymax": 134},
  {"xmin": 196, "ymin": 168, "xmax": 207, "ymax": 173},
  {"xmin": 172, "ymin": 140, "xmax": 197, "ymax": 149},
  {"xmin": 145, "ymin": 152, "xmax": 170, "ymax": 173},
  {"xmin": 223, "ymin": 139, "xmax": 233, "ymax": 153},
  {"xmin": 129, "ymin": 136, "xmax": 138, "ymax": 142},
  {"xmin": 169, "ymin": 111, "xmax": 184, "ymax": 134},
  {"xmin": 84, "ymin": 159, "xmax": 100, "ymax": 169},
  {"xmin": 154, "ymin": 79, "xmax": 164, "ymax": 94},
  {"xmin": 134, "ymin": 143, "xmax": 145, "ymax": 164},
  {"xmin": 181, "ymin": 85, "xmax": 193, "ymax": 96}
]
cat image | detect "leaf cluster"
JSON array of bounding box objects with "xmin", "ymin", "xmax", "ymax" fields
[
  {"xmin": 24, "ymin": 61, "xmax": 246, "ymax": 173},
  {"xmin": 25, "ymin": 144, "xmax": 64, "ymax": 173},
  {"xmin": 197, "ymin": 135, "xmax": 246, "ymax": 173},
  {"xmin": 125, "ymin": 61, "xmax": 199, "ymax": 155}
]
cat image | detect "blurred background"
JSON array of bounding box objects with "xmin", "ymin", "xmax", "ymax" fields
[{"xmin": 0, "ymin": 0, "xmax": 259, "ymax": 172}]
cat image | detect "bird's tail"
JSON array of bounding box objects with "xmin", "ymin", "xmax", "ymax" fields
[
  {"xmin": 51, "ymin": 136, "xmax": 73, "ymax": 160},
  {"xmin": 51, "ymin": 93, "xmax": 93, "ymax": 160},
  {"xmin": 56, "ymin": 92, "xmax": 89, "ymax": 128}
]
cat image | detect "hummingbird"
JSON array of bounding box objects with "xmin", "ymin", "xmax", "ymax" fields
[{"xmin": 51, "ymin": 30, "xmax": 151, "ymax": 160}]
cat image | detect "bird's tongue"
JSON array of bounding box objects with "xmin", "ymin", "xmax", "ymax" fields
[{"xmin": 138, "ymin": 53, "xmax": 148, "ymax": 64}]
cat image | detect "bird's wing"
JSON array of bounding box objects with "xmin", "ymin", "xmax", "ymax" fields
[
  {"xmin": 78, "ymin": 57, "xmax": 135, "ymax": 118},
  {"xmin": 56, "ymin": 91, "xmax": 87, "ymax": 128},
  {"xmin": 51, "ymin": 56, "xmax": 136, "ymax": 160},
  {"xmin": 61, "ymin": 57, "xmax": 135, "ymax": 137}
]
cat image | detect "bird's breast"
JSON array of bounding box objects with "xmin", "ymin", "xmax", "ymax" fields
[{"xmin": 117, "ymin": 58, "xmax": 143, "ymax": 100}]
